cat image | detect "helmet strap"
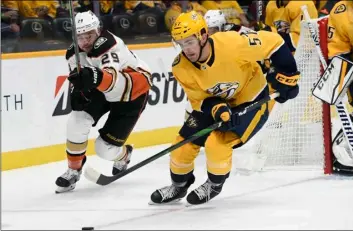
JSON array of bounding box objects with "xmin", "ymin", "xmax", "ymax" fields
[{"xmin": 196, "ymin": 34, "xmax": 209, "ymax": 62}]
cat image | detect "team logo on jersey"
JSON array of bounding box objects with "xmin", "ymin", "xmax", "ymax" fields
[
  {"xmin": 94, "ymin": 37, "xmax": 107, "ymax": 49},
  {"xmin": 334, "ymin": 4, "xmax": 346, "ymax": 14},
  {"xmin": 207, "ymin": 82, "xmax": 239, "ymax": 99},
  {"xmin": 53, "ymin": 76, "xmax": 71, "ymax": 116},
  {"xmin": 186, "ymin": 114, "xmax": 198, "ymax": 128},
  {"xmin": 273, "ymin": 20, "xmax": 290, "ymax": 33}
]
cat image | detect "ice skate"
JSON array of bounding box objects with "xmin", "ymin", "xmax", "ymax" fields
[
  {"xmin": 149, "ymin": 175, "xmax": 195, "ymax": 205},
  {"xmin": 186, "ymin": 179, "xmax": 223, "ymax": 206},
  {"xmin": 112, "ymin": 145, "xmax": 133, "ymax": 175},
  {"xmin": 55, "ymin": 156, "xmax": 86, "ymax": 193}
]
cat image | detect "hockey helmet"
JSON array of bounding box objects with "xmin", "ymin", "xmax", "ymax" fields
[
  {"xmin": 204, "ymin": 10, "xmax": 227, "ymax": 31},
  {"xmin": 171, "ymin": 11, "xmax": 208, "ymax": 41},
  {"xmin": 75, "ymin": 10, "xmax": 101, "ymax": 35}
]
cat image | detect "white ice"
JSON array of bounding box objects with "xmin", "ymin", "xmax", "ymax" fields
[{"xmin": 2, "ymin": 144, "xmax": 353, "ymax": 230}]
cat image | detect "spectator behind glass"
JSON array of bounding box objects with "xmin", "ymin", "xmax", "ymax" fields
[
  {"xmin": 201, "ymin": 0, "xmax": 249, "ymax": 26},
  {"xmin": 2, "ymin": 0, "xmax": 67, "ymax": 20},
  {"xmin": 165, "ymin": 1, "xmax": 207, "ymax": 31},
  {"xmin": 187, "ymin": 0, "xmax": 207, "ymax": 16},
  {"xmin": 124, "ymin": 1, "xmax": 154, "ymax": 13},
  {"xmin": 164, "ymin": 1, "xmax": 182, "ymax": 31},
  {"xmin": 1, "ymin": 3, "xmax": 20, "ymax": 39}
]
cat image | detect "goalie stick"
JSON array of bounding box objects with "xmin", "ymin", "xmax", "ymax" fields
[
  {"xmin": 301, "ymin": 6, "xmax": 353, "ymax": 156},
  {"xmin": 84, "ymin": 92, "xmax": 280, "ymax": 186}
]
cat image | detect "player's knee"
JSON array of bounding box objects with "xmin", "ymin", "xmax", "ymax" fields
[
  {"xmin": 204, "ymin": 132, "xmax": 233, "ymax": 175},
  {"xmin": 95, "ymin": 136, "xmax": 124, "ymax": 161},
  {"xmin": 66, "ymin": 111, "xmax": 94, "ymax": 143},
  {"xmin": 170, "ymin": 135, "xmax": 200, "ymax": 174},
  {"xmin": 204, "ymin": 131, "xmax": 227, "ymax": 156}
]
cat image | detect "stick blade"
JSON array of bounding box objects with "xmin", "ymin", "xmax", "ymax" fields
[
  {"xmin": 84, "ymin": 165, "xmax": 117, "ymax": 186},
  {"xmin": 84, "ymin": 166, "xmax": 102, "ymax": 184}
]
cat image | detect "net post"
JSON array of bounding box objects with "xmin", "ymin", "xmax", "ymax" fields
[{"xmin": 318, "ymin": 17, "xmax": 333, "ymax": 174}]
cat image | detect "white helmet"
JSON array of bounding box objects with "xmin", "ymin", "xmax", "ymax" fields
[
  {"xmin": 204, "ymin": 10, "xmax": 227, "ymax": 31},
  {"xmin": 75, "ymin": 10, "xmax": 100, "ymax": 34}
]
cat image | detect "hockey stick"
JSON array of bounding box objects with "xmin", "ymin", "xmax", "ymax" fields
[
  {"xmin": 84, "ymin": 92, "xmax": 279, "ymax": 186},
  {"xmin": 67, "ymin": 0, "xmax": 91, "ymax": 102},
  {"xmin": 301, "ymin": 6, "xmax": 353, "ymax": 155},
  {"xmin": 256, "ymin": 0, "xmax": 264, "ymax": 29},
  {"xmin": 68, "ymin": 0, "xmax": 81, "ymax": 72}
]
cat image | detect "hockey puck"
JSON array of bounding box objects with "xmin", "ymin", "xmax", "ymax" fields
[{"xmin": 82, "ymin": 227, "xmax": 94, "ymax": 230}]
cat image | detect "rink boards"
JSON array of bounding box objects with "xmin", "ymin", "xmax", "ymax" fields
[{"xmin": 2, "ymin": 42, "xmax": 353, "ymax": 171}]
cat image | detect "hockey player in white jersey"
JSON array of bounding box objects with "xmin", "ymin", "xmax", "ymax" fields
[
  {"xmin": 55, "ymin": 11, "xmax": 152, "ymax": 193},
  {"xmin": 204, "ymin": 9, "xmax": 253, "ymax": 35}
]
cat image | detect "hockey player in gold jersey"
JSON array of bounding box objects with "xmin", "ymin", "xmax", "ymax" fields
[
  {"xmin": 327, "ymin": 1, "xmax": 353, "ymax": 175},
  {"xmin": 150, "ymin": 11, "xmax": 300, "ymax": 205},
  {"xmin": 328, "ymin": 1, "xmax": 353, "ymax": 61},
  {"xmin": 265, "ymin": 0, "xmax": 318, "ymax": 52}
]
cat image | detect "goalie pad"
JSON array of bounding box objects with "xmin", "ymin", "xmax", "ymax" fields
[
  {"xmin": 312, "ymin": 56, "xmax": 353, "ymax": 105},
  {"xmin": 332, "ymin": 128, "xmax": 353, "ymax": 168}
]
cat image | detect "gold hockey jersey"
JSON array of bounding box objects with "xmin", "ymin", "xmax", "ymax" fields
[
  {"xmin": 265, "ymin": 1, "xmax": 318, "ymax": 50},
  {"xmin": 172, "ymin": 30, "xmax": 284, "ymax": 111},
  {"xmin": 327, "ymin": 1, "xmax": 353, "ymax": 59}
]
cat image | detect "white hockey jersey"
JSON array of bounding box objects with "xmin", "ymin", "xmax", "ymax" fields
[{"xmin": 65, "ymin": 30, "xmax": 152, "ymax": 102}]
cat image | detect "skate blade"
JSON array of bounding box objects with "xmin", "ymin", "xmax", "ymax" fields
[
  {"xmin": 148, "ymin": 198, "xmax": 183, "ymax": 206},
  {"xmin": 55, "ymin": 184, "xmax": 76, "ymax": 194}
]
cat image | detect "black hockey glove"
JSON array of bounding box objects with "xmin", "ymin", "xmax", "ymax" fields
[
  {"xmin": 68, "ymin": 66, "xmax": 104, "ymax": 91},
  {"xmin": 266, "ymin": 68, "xmax": 300, "ymax": 103},
  {"xmin": 70, "ymin": 85, "xmax": 91, "ymax": 111}
]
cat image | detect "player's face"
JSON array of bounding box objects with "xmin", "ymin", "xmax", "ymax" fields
[
  {"xmin": 208, "ymin": 27, "xmax": 219, "ymax": 36},
  {"xmin": 77, "ymin": 30, "xmax": 99, "ymax": 52},
  {"xmin": 175, "ymin": 36, "xmax": 201, "ymax": 62}
]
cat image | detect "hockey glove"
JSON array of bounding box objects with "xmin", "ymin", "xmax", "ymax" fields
[
  {"xmin": 211, "ymin": 103, "xmax": 231, "ymax": 123},
  {"xmin": 202, "ymin": 97, "xmax": 232, "ymax": 132},
  {"xmin": 68, "ymin": 66, "xmax": 104, "ymax": 91},
  {"xmin": 253, "ymin": 22, "xmax": 274, "ymax": 32},
  {"xmin": 70, "ymin": 85, "xmax": 91, "ymax": 111},
  {"xmin": 266, "ymin": 69, "xmax": 300, "ymax": 103}
]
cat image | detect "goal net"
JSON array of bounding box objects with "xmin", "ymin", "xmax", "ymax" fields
[{"xmin": 234, "ymin": 17, "xmax": 333, "ymax": 174}]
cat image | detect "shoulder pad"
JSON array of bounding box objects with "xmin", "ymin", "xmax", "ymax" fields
[
  {"xmin": 89, "ymin": 30, "xmax": 117, "ymax": 57},
  {"xmin": 172, "ymin": 54, "xmax": 181, "ymax": 67},
  {"xmin": 65, "ymin": 43, "xmax": 85, "ymax": 60},
  {"xmin": 334, "ymin": 4, "xmax": 346, "ymax": 14},
  {"xmin": 65, "ymin": 43, "xmax": 75, "ymax": 60}
]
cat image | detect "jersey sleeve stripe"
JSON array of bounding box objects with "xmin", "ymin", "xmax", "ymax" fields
[
  {"xmin": 121, "ymin": 72, "xmax": 133, "ymax": 102},
  {"xmin": 97, "ymin": 69, "xmax": 115, "ymax": 92},
  {"xmin": 126, "ymin": 71, "xmax": 151, "ymax": 100}
]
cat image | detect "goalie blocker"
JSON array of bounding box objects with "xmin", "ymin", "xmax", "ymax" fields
[
  {"xmin": 312, "ymin": 56, "xmax": 353, "ymax": 105},
  {"xmin": 313, "ymin": 55, "xmax": 353, "ymax": 175}
]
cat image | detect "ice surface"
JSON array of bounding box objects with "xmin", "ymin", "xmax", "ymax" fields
[{"xmin": 2, "ymin": 144, "xmax": 353, "ymax": 230}]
